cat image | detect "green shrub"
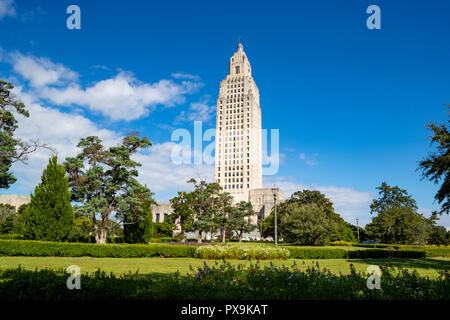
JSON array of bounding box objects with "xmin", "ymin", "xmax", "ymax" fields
[
  {"xmin": 330, "ymin": 241, "xmax": 354, "ymax": 246},
  {"xmin": 195, "ymin": 245, "xmax": 290, "ymax": 260},
  {"xmin": 150, "ymin": 237, "xmax": 177, "ymax": 243},
  {"xmin": 0, "ymin": 239, "xmax": 448, "ymax": 259},
  {"xmin": 1, "ymin": 262, "xmax": 449, "ymax": 300},
  {"xmin": 0, "ymin": 239, "xmax": 197, "ymax": 258}
]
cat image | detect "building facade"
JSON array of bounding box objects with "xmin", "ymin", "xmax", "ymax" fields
[
  {"xmin": 153, "ymin": 43, "xmax": 284, "ymax": 238},
  {"xmin": 214, "ymin": 42, "xmax": 262, "ymax": 203}
]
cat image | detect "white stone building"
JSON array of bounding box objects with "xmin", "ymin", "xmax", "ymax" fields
[{"xmin": 153, "ymin": 43, "xmax": 284, "ymax": 238}]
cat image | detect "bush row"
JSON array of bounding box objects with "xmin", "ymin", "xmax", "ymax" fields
[
  {"xmin": 285, "ymin": 246, "xmax": 450, "ymax": 259},
  {"xmin": 1, "ymin": 262, "xmax": 449, "ymax": 300},
  {"xmin": 0, "ymin": 239, "xmax": 449, "ymax": 259},
  {"xmin": 0, "ymin": 239, "xmax": 197, "ymax": 258},
  {"xmin": 196, "ymin": 245, "xmax": 290, "ymax": 260}
]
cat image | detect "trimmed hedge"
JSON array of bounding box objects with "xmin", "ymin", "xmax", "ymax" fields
[
  {"xmin": 285, "ymin": 246, "xmax": 450, "ymax": 259},
  {"xmin": 0, "ymin": 239, "xmax": 449, "ymax": 259},
  {"xmin": 0, "ymin": 239, "xmax": 197, "ymax": 258}
]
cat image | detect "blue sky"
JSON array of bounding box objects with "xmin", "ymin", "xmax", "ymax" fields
[{"xmin": 0, "ymin": 0, "xmax": 449, "ymax": 228}]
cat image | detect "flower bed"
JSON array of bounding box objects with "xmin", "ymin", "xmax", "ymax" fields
[{"xmin": 0, "ymin": 262, "xmax": 448, "ymax": 300}]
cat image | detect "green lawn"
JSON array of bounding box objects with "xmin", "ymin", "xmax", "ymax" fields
[{"xmin": 1, "ymin": 256, "xmax": 448, "ymax": 279}]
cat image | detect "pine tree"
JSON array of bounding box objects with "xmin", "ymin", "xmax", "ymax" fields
[{"xmin": 23, "ymin": 156, "xmax": 74, "ymax": 241}]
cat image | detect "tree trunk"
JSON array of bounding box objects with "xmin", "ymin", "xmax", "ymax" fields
[
  {"xmin": 239, "ymin": 230, "xmax": 243, "ymax": 242},
  {"xmin": 96, "ymin": 212, "xmax": 109, "ymax": 244},
  {"xmin": 180, "ymin": 230, "xmax": 185, "ymax": 243},
  {"xmin": 221, "ymin": 227, "xmax": 226, "ymax": 244},
  {"xmin": 197, "ymin": 231, "xmax": 202, "ymax": 243}
]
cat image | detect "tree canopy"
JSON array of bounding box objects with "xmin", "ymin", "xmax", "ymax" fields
[
  {"xmin": 64, "ymin": 135, "xmax": 152, "ymax": 244},
  {"xmin": 418, "ymin": 114, "xmax": 450, "ymax": 215}
]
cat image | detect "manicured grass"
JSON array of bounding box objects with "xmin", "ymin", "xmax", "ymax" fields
[{"xmin": 1, "ymin": 256, "xmax": 448, "ymax": 279}]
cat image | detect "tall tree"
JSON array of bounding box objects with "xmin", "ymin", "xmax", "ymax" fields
[
  {"xmin": 370, "ymin": 182, "xmax": 418, "ymax": 214},
  {"xmin": 64, "ymin": 135, "xmax": 151, "ymax": 244},
  {"xmin": 188, "ymin": 179, "xmax": 223, "ymax": 243},
  {"xmin": 262, "ymin": 189, "xmax": 353, "ymax": 242},
  {"xmin": 227, "ymin": 201, "xmax": 257, "ymax": 242},
  {"xmin": 0, "ymin": 81, "xmax": 29, "ymax": 189},
  {"xmin": 22, "ymin": 156, "xmax": 74, "ymax": 241},
  {"xmin": 279, "ymin": 203, "xmax": 335, "ymax": 245},
  {"xmin": 418, "ymin": 111, "xmax": 450, "ymax": 214},
  {"xmin": 366, "ymin": 206, "xmax": 430, "ymax": 244},
  {"xmin": 367, "ymin": 183, "xmax": 429, "ymax": 244},
  {"xmin": 170, "ymin": 191, "xmax": 195, "ymax": 243},
  {"xmin": 119, "ymin": 180, "xmax": 156, "ymax": 243},
  {"xmin": 215, "ymin": 192, "xmax": 233, "ymax": 244}
]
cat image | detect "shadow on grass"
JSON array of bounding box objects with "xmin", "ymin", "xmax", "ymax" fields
[{"xmin": 349, "ymin": 258, "xmax": 450, "ymax": 271}]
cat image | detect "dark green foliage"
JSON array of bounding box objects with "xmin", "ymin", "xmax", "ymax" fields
[
  {"xmin": 279, "ymin": 203, "xmax": 335, "ymax": 245},
  {"xmin": 366, "ymin": 206, "xmax": 430, "ymax": 245},
  {"xmin": 169, "ymin": 191, "xmax": 195, "ymax": 242},
  {"xmin": 370, "ymin": 182, "xmax": 418, "ymax": 214},
  {"xmin": 154, "ymin": 221, "xmax": 175, "ymax": 238},
  {"xmin": 262, "ymin": 189, "xmax": 354, "ymax": 243},
  {"xmin": 428, "ymin": 225, "xmax": 449, "ymax": 245},
  {"xmin": 227, "ymin": 201, "xmax": 257, "ymax": 242},
  {"xmin": 22, "ymin": 156, "xmax": 74, "ymax": 241},
  {"xmin": 1, "ymin": 261, "xmax": 449, "ymax": 300},
  {"xmin": 367, "ymin": 183, "xmax": 430, "ymax": 245},
  {"xmin": 0, "ymin": 203, "xmax": 16, "ymax": 234},
  {"xmin": 64, "ymin": 135, "xmax": 152, "ymax": 244},
  {"xmin": 124, "ymin": 209, "xmax": 154, "ymax": 243},
  {"xmin": 1, "ymin": 239, "xmax": 448, "ymax": 259},
  {"xmin": 0, "ymin": 81, "xmax": 30, "ymax": 189},
  {"xmin": 418, "ymin": 114, "xmax": 450, "ymax": 214},
  {"xmin": 0, "ymin": 239, "xmax": 198, "ymax": 257}
]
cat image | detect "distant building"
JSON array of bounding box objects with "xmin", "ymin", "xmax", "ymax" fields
[{"xmin": 0, "ymin": 195, "xmax": 30, "ymax": 210}]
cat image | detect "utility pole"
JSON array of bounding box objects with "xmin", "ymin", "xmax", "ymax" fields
[
  {"xmin": 356, "ymin": 217, "xmax": 360, "ymax": 243},
  {"xmin": 272, "ymin": 186, "xmax": 278, "ymax": 247}
]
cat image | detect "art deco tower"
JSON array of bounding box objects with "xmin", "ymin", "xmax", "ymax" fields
[{"xmin": 214, "ymin": 43, "xmax": 262, "ymax": 203}]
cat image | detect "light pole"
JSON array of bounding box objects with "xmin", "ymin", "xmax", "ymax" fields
[
  {"xmin": 356, "ymin": 217, "xmax": 360, "ymax": 243},
  {"xmin": 272, "ymin": 187, "xmax": 278, "ymax": 247}
]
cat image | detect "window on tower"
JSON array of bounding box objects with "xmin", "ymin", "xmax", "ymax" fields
[{"xmin": 235, "ymin": 66, "xmax": 240, "ymax": 74}]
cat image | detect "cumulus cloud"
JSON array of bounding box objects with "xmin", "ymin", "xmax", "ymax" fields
[
  {"xmin": 0, "ymin": 0, "xmax": 16, "ymax": 20},
  {"xmin": 133, "ymin": 142, "xmax": 214, "ymax": 193},
  {"xmin": 5, "ymin": 51, "xmax": 203, "ymax": 121},
  {"xmin": 41, "ymin": 72, "xmax": 202, "ymax": 121},
  {"xmin": 10, "ymin": 52, "xmax": 78, "ymax": 87},
  {"xmin": 263, "ymin": 176, "xmax": 374, "ymax": 226},
  {"xmin": 10, "ymin": 86, "xmax": 120, "ymax": 190},
  {"xmin": 175, "ymin": 101, "xmax": 216, "ymax": 123}
]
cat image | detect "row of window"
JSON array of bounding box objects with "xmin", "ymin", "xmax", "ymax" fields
[
  {"xmin": 155, "ymin": 213, "xmax": 168, "ymax": 223},
  {"xmin": 223, "ymin": 184, "xmax": 250, "ymax": 190}
]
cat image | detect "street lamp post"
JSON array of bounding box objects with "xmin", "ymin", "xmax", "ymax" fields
[
  {"xmin": 356, "ymin": 217, "xmax": 360, "ymax": 243},
  {"xmin": 272, "ymin": 187, "xmax": 278, "ymax": 247}
]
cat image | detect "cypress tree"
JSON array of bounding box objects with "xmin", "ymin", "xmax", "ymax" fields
[{"xmin": 23, "ymin": 156, "xmax": 74, "ymax": 241}]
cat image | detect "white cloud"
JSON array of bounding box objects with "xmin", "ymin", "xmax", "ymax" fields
[
  {"xmin": 133, "ymin": 142, "xmax": 214, "ymax": 193},
  {"xmin": 10, "ymin": 86, "xmax": 120, "ymax": 191},
  {"xmin": 263, "ymin": 176, "xmax": 374, "ymax": 226},
  {"xmin": 0, "ymin": 0, "xmax": 16, "ymax": 20},
  {"xmin": 5, "ymin": 51, "xmax": 203, "ymax": 121},
  {"xmin": 175, "ymin": 101, "xmax": 216, "ymax": 123},
  {"xmin": 41, "ymin": 72, "xmax": 202, "ymax": 121},
  {"xmin": 10, "ymin": 52, "xmax": 78, "ymax": 87},
  {"xmin": 299, "ymin": 153, "xmax": 318, "ymax": 166},
  {"xmin": 171, "ymin": 72, "xmax": 201, "ymax": 80}
]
